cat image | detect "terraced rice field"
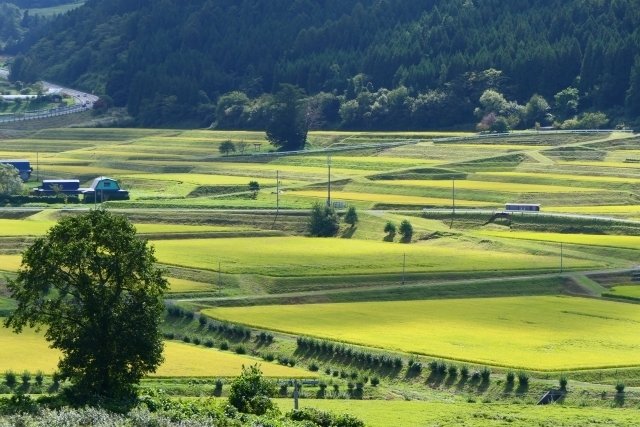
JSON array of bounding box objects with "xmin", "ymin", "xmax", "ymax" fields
[
  {"xmin": 605, "ymin": 285, "xmax": 640, "ymax": 299},
  {"xmin": 0, "ymin": 323, "xmax": 312, "ymax": 377},
  {"xmin": 288, "ymin": 190, "xmax": 494, "ymax": 207},
  {"xmin": 204, "ymin": 296, "xmax": 640, "ymax": 370},
  {"xmin": 0, "ymin": 255, "xmax": 22, "ymax": 272},
  {"xmin": 152, "ymin": 236, "xmax": 599, "ymax": 276},
  {"xmin": 476, "ymin": 231, "xmax": 640, "ymax": 250},
  {"xmin": 373, "ymin": 179, "xmax": 601, "ymax": 193}
]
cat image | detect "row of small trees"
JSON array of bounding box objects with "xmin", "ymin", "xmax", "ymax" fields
[{"xmin": 384, "ymin": 220, "xmax": 413, "ymax": 241}]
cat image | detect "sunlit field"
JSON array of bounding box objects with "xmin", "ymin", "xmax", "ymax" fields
[
  {"xmin": 204, "ymin": 296, "xmax": 640, "ymax": 370},
  {"xmin": 0, "ymin": 255, "xmax": 22, "ymax": 272},
  {"xmin": 152, "ymin": 236, "xmax": 599, "ymax": 276},
  {"xmin": 0, "ymin": 324, "xmax": 312, "ymax": 377},
  {"xmin": 277, "ymin": 400, "xmax": 640, "ymax": 427},
  {"xmin": 476, "ymin": 230, "xmax": 640, "ymax": 250}
]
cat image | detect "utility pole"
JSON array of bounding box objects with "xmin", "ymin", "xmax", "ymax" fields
[
  {"xmin": 327, "ymin": 154, "xmax": 332, "ymax": 207},
  {"xmin": 272, "ymin": 170, "xmax": 280, "ymax": 228},
  {"xmin": 449, "ymin": 178, "xmax": 455, "ymax": 229}
]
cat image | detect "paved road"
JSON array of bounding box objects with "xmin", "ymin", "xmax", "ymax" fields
[{"xmin": 0, "ymin": 69, "xmax": 96, "ymax": 123}]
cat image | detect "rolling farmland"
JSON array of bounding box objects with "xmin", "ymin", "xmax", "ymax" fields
[{"xmin": 1, "ymin": 128, "xmax": 640, "ymax": 422}]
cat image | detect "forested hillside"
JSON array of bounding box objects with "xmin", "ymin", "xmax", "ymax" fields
[{"xmin": 6, "ymin": 0, "xmax": 640, "ymax": 129}]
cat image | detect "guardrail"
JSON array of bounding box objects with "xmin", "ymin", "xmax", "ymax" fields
[{"xmin": 0, "ymin": 104, "xmax": 90, "ymax": 124}]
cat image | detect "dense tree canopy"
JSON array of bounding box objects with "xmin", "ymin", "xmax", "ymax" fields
[
  {"xmin": 5, "ymin": 209, "xmax": 168, "ymax": 402},
  {"xmin": 0, "ymin": 164, "xmax": 23, "ymax": 195},
  {"xmin": 6, "ymin": 0, "xmax": 640, "ymax": 127}
]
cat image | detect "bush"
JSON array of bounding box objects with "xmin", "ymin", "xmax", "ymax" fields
[
  {"xmin": 480, "ymin": 367, "xmax": 491, "ymax": 382},
  {"xmin": 559, "ymin": 375, "xmax": 568, "ymax": 391},
  {"xmin": 399, "ymin": 220, "xmax": 413, "ymax": 241},
  {"xmin": 198, "ymin": 316, "xmax": 207, "ymax": 327},
  {"xmin": 447, "ymin": 365, "xmax": 458, "ymax": 377},
  {"xmin": 616, "ymin": 382, "xmax": 625, "ymax": 393},
  {"xmin": 309, "ymin": 363, "xmax": 319, "ymax": 372},
  {"xmin": 370, "ymin": 377, "xmax": 380, "ymax": 387},
  {"xmin": 235, "ymin": 345, "xmax": 246, "ymax": 355},
  {"xmin": 204, "ymin": 339, "xmax": 214, "ymax": 348},
  {"xmin": 192, "ymin": 337, "xmax": 201, "ymax": 346},
  {"xmin": 383, "ymin": 221, "xmax": 396, "ymax": 236},
  {"xmin": 35, "ymin": 371, "xmax": 44, "ymax": 387},
  {"xmin": 263, "ymin": 353, "xmax": 275, "ymax": 362},
  {"xmin": 21, "ymin": 371, "xmax": 31, "ymax": 386},
  {"xmin": 4, "ymin": 371, "xmax": 16, "ymax": 388},
  {"xmin": 220, "ymin": 341, "xmax": 229, "ymax": 351},
  {"xmin": 289, "ymin": 408, "xmax": 364, "ymax": 427},
  {"xmin": 308, "ymin": 202, "xmax": 340, "ymax": 237},
  {"xmin": 182, "ymin": 336, "xmax": 191, "ymax": 344},
  {"xmin": 460, "ymin": 366, "xmax": 469, "ymax": 378},
  {"xmin": 227, "ymin": 364, "xmax": 276, "ymax": 415},
  {"xmin": 506, "ymin": 371, "xmax": 515, "ymax": 384},
  {"xmin": 214, "ymin": 379, "xmax": 223, "ymax": 396},
  {"xmin": 517, "ymin": 372, "xmax": 529, "ymax": 386}
]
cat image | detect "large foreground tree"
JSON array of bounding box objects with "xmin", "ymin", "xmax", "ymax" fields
[{"xmin": 5, "ymin": 209, "xmax": 168, "ymax": 402}]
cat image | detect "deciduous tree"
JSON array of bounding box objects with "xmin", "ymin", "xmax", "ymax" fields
[{"xmin": 5, "ymin": 210, "xmax": 168, "ymax": 403}]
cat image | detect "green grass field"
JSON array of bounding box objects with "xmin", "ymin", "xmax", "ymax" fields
[
  {"xmin": 152, "ymin": 236, "xmax": 599, "ymax": 277},
  {"xmin": 278, "ymin": 400, "xmax": 640, "ymax": 427},
  {"xmin": 605, "ymin": 285, "xmax": 640, "ymax": 300},
  {"xmin": 204, "ymin": 296, "xmax": 640, "ymax": 370}
]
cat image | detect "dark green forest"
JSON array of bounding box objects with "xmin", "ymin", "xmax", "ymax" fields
[{"xmin": 5, "ymin": 0, "xmax": 640, "ymax": 129}]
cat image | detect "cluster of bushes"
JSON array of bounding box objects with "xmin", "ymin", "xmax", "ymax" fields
[
  {"xmin": 421, "ymin": 360, "xmax": 491, "ymax": 384},
  {"xmin": 2, "ymin": 371, "xmax": 49, "ymax": 394},
  {"xmin": 297, "ymin": 338, "xmax": 402, "ymax": 371},
  {"xmin": 166, "ymin": 306, "xmax": 260, "ymax": 343}
]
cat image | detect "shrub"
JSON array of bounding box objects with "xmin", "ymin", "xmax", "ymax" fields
[
  {"xmin": 616, "ymin": 382, "xmax": 625, "ymax": 393},
  {"xmin": 308, "ymin": 202, "xmax": 339, "ymax": 237},
  {"xmin": 4, "ymin": 371, "xmax": 16, "ymax": 388},
  {"xmin": 192, "ymin": 337, "xmax": 201, "ymax": 346},
  {"xmin": 471, "ymin": 371, "xmax": 481, "ymax": 382},
  {"xmin": 288, "ymin": 359, "xmax": 296, "ymax": 367},
  {"xmin": 34, "ymin": 371, "xmax": 44, "ymax": 387},
  {"xmin": 198, "ymin": 316, "xmax": 207, "ymax": 327},
  {"xmin": 235, "ymin": 345, "xmax": 246, "ymax": 355},
  {"xmin": 559, "ymin": 375, "xmax": 568, "ymax": 391},
  {"xmin": 21, "ymin": 371, "xmax": 31, "ymax": 386},
  {"xmin": 517, "ymin": 372, "xmax": 529, "ymax": 386},
  {"xmin": 227, "ymin": 365, "xmax": 276, "ymax": 415},
  {"xmin": 204, "ymin": 339, "xmax": 214, "ymax": 348},
  {"xmin": 370, "ymin": 377, "xmax": 380, "ymax": 387},
  {"xmin": 399, "ymin": 219, "xmax": 413, "ymax": 241},
  {"xmin": 506, "ymin": 371, "xmax": 515, "ymax": 384},
  {"xmin": 436, "ymin": 361, "xmax": 447, "ymax": 376},
  {"xmin": 163, "ymin": 332, "xmax": 175, "ymax": 340},
  {"xmin": 289, "ymin": 408, "xmax": 364, "ymax": 427},
  {"xmin": 220, "ymin": 341, "xmax": 229, "ymax": 351},
  {"xmin": 263, "ymin": 353, "xmax": 275, "ymax": 362},
  {"xmin": 447, "ymin": 365, "xmax": 458, "ymax": 377},
  {"xmin": 383, "ymin": 221, "xmax": 396, "ymax": 236},
  {"xmin": 309, "ymin": 363, "xmax": 319, "ymax": 372},
  {"xmin": 279, "ymin": 384, "xmax": 288, "ymax": 397},
  {"xmin": 481, "ymin": 367, "xmax": 491, "ymax": 382},
  {"xmin": 213, "ymin": 379, "xmax": 223, "ymax": 396},
  {"xmin": 460, "ymin": 366, "xmax": 469, "ymax": 378}
]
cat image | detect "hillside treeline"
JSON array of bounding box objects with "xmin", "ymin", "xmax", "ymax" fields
[{"xmin": 6, "ymin": 0, "xmax": 640, "ymax": 128}]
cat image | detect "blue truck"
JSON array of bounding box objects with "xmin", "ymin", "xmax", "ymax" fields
[
  {"xmin": 0, "ymin": 159, "xmax": 32, "ymax": 181},
  {"xmin": 32, "ymin": 176, "xmax": 129, "ymax": 202}
]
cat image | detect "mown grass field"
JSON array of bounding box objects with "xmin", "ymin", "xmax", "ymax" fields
[
  {"xmin": 152, "ymin": 236, "xmax": 599, "ymax": 276},
  {"xmin": 204, "ymin": 296, "xmax": 640, "ymax": 370},
  {"xmin": 278, "ymin": 400, "xmax": 640, "ymax": 427}
]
